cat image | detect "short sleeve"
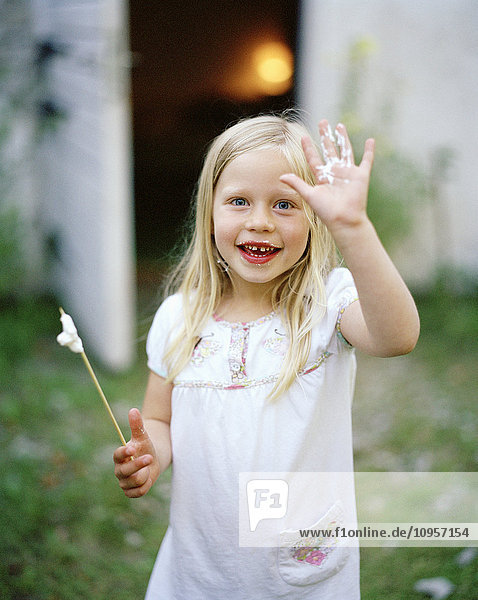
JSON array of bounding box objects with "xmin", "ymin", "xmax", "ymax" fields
[
  {"xmin": 324, "ymin": 268, "xmax": 358, "ymax": 351},
  {"xmin": 146, "ymin": 294, "xmax": 182, "ymax": 378}
]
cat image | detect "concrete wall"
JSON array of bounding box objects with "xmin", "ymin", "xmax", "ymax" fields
[
  {"xmin": 31, "ymin": 0, "xmax": 136, "ymax": 369},
  {"xmin": 297, "ymin": 0, "xmax": 478, "ymax": 287}
]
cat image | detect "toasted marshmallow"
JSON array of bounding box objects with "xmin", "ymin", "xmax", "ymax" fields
[{"xmin": 57, "ymin": 311, "xmax": 84, "ymax": 353}]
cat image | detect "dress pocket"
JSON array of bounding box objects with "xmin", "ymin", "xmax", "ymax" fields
[{"xmin": 277, "ymin": 501, "xmax": 350, "ymax": 586}]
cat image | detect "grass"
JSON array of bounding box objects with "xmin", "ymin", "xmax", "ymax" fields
[
  {"xmin": 0, "ymin": 297, "xmax": 170, "ymax": 599},
  {"xmin": 0, "ymin": 287, "xmax": 477, "ymax": 599},
  {"xmin": 355, "ymin": 289, "xmax": 478, "ymax": 599}
]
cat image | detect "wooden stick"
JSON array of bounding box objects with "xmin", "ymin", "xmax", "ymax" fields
[
  {"xmin": 59, "ymin": 307, "xmax": 128, "ymax": 447},
  {"xmin": 79, "ymin": 351, "xmax": 127, "ymax": 446}
]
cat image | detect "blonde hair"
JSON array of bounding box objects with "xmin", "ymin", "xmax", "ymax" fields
[{"xmin": 162, "ymin": 112, "xmax": 337, "ymax": 399}]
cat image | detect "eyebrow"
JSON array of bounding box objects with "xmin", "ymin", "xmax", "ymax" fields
[{"xmin": 219, "ymin": 186, "xmax": 302, "ymax": 200}]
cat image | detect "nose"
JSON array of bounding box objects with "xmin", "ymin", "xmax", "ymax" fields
[{"xmin": 245, "ymin": 204, "xmax": 275, "ymax": 232}]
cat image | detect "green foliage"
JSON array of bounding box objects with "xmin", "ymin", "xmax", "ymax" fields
[
  {"xmin": 361, "ymin": 547, "xmax": 478, "ymax": 600},
  {"xmin": 0, "ymin": 206, "xmax": 27, "ymax": 298},
  {"xmin": 1, "ymin": 292, "xmax": 477, "ymax": 598},
  {"xmin": 0, "ymin": 41, "xmax": 31, "ymax": 299},
  {"xmin": 0, "ymin": 296, "xmax": 169, "ymax": 600},
  {"xmin": 338, "ymin": 35, "xmax": 428, "ymax": 250},
  {"xmin": 0, "ymin": 296, "xmax": 43, "ymax": 374},
  {"xmin": 366, "ymin": 145, "xmax": 427, "ymax": 250},
  {"xmin": 354, "ymin": 290, "xmax": 478, "ymax": 598}
]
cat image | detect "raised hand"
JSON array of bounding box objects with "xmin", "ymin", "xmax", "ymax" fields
[
  {"xmin": 280, "ymin": 120, "xmax": 375, "ymax": 240},
  {"xmin": 113, "ymin": 408, "xmax": 160, "ymax": 498}
]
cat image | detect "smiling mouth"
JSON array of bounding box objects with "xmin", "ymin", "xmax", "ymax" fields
[
  {"xmin": 237, "ymin": 243, "xmax": 281, "ymax": 258},
  {"xmin": 236, "ymin": 243, "xmax": 282, "ymax": 264}
]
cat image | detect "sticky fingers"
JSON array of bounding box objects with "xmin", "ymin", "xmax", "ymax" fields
[
  {"xmin": 301, "ymin": 135, "xmax": 323, "ymax": 170},
  {"xmin": 114, "ymin": 440, "xmax": 152, "ymax": 476},
  {"xmin": 119, "ymin": 464, "xmax": 150, "ymax": 489},
  {"xmin": 318, "ymin": 119, "xmax": 338, "ymax": 163},
  {"xmin": 115, "ymin": 455, "xmax": 154, "ymax": 497},
  {"xmin": 115, "ymin": 453, "xmax": 152, "ymax": 479},
  {"xmin": 123, "ymin": 477, "xmax": 153, "ymax": 499},
  {"xmin": 113, "ymin": 444, "xmax": 134, "ymax": 467},
  {"xmin": 334, "ymin": 123, "xmax": 354, "ymax": 167}
]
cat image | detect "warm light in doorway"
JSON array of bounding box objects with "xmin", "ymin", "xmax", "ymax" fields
[
  {"xmin": 220, "ymin": 37, "xmax": 294, "ymax": 99},
  {"xmin": 254, "ymin": 42, "xmax": 293, "ymax": 87}
]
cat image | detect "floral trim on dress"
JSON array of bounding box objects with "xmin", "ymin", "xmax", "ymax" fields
[
  {"xmin": 228, "ymin": 326, "xmax": 249, "ymax": 384},
  {"xmin": 212, "ymin": 313, "xmax": 276, "ymax": 384},
  {"xmin": 175, "ymin": 351, "xmax": 331, "ymax": 389},
  {"xmin": 213, "ymin": 312, "xmax": 275, "ymax": 328},
  {"xmin": 336, "ymin": 298, "xmax": 358, "ymax": 347}
]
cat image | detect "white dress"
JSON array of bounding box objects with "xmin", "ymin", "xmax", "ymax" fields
[{"xmin": 145, "ymin": 268, "xmax": 360, "ymax": 599}]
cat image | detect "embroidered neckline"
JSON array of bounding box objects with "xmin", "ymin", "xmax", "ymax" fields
[
  {"xmin": 175, "ymin": 351, "xmax": 331, "ymax": 389},
  {"xmin": 212, "ymin": 311, "xmax": 275, "ymax": 328}
]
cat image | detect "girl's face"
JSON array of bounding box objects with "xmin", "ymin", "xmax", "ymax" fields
[{"xmin": 212, "ymin": 148, "xmax": 310, "ymax": 295}]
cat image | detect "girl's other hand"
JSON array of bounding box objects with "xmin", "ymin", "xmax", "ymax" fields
[
  {"xmin": 280, "ymin": 120, "xmax": 375, "ymax": 239},
  {"xmin": 113, "ymin": 408, "xmax": 160, "ymax": 498}
]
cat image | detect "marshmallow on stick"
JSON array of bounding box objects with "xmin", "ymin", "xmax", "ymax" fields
[{"xmin": 57, "ymin": 308, "xmax": 127, "ymax": 446}]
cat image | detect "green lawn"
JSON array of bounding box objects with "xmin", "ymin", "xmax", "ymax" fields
[
  {"xmin": 1, "ymin": 289, "xmax": 477, "ymax": 599},
  {"xmin": 356, "ymin": 291, "xmax": 478, "ymax": 599}
]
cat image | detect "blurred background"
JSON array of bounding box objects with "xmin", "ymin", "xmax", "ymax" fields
[{"xmin": 1, "ymin": 1, "xmax": 477, "ymax": 598}]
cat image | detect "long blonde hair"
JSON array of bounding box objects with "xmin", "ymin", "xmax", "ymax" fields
[{"xmin": 162, "ymin": 113, "xmax": 337, "ymax": 399}]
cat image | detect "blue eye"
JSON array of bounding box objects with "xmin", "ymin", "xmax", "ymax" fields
[
  {"xmin": 231, "ymin": 198, "xmax": 247, "ymax": 206},
  {"xmin": 276, "ymin": 200, "xmax": 291, "ymax": 210}
]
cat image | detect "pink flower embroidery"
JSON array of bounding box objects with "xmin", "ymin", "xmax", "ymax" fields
[
  {"xmin": 263, "ymin": 333, "xmax": 288, "ymax": 356},
  {"xmin": 191, "ymin": 338, "xmax": 221, "ymax": 366},
  {"xmin": 291, "ymin": 543, "xmax": 334, "ymax": 567},
  {"xmin": 305, "ymin": 550, "xmax": 327, "ymax": 565},
  {"xmin": 292, "ymin": 548, "xmax": 309, "ymax": 561}
]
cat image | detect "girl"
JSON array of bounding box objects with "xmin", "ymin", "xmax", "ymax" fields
[{"xmin": 113, "ymin": 114, "xmax": 420, "ymax": 599}]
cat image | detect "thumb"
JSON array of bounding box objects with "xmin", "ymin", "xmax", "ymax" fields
[{"xmin": 128, "ymin": 408, "xmax": 149, "ymax": 442}]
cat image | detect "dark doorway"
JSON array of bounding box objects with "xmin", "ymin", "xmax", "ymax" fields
[{"xmin": 129, "ymin": 0, "xmax": 299, "ymax": 263}]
